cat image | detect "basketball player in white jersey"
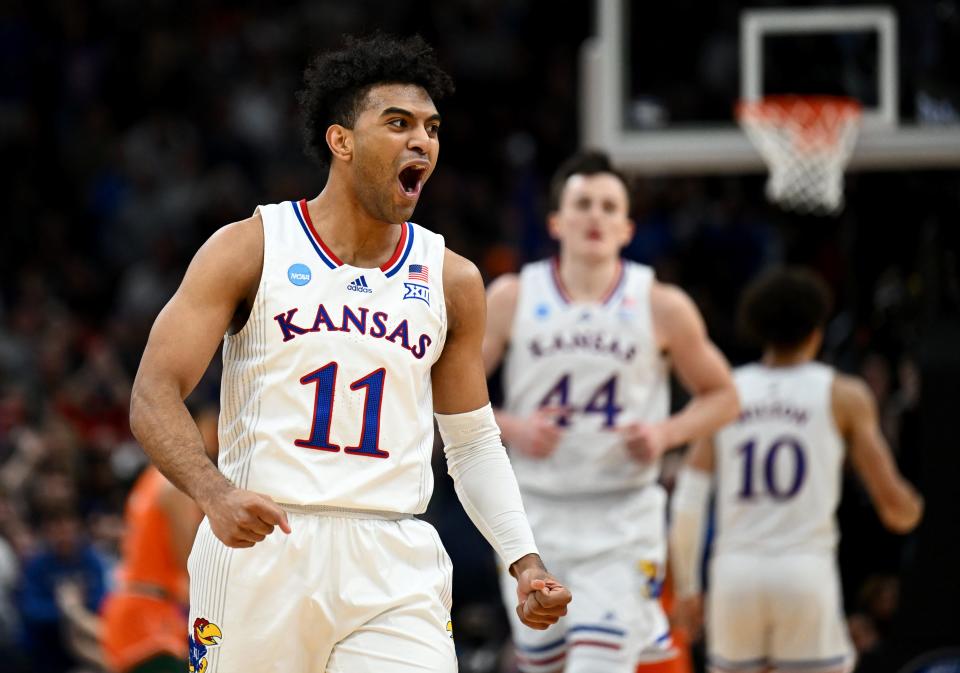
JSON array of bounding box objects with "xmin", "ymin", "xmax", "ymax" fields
[
  {"xmin": 129, "ymin": 34, "xmax": 570, "ymax": 673},
  {"xmin": 670, "ymin": 268, "xmax": 923, "ymax": 673},
  {"xmin": 483, "ymin": 151, "xmax": 739, "ymax": 673}
]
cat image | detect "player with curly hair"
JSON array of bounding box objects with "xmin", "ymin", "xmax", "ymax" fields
[
  {"xmin": 130, "ymin": 33, "xmax": 570, "ymax": 672},
  {"xmin": 670, "ymin": 267, "xmax": 923, "ymax": 673}
]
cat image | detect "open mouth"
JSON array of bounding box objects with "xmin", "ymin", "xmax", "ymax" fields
[{"xmin": 398, "ymin": 164, "xmax": 427, "ymax": 199}]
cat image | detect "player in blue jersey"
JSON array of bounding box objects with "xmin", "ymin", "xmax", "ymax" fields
[{"xmin": 130, "ymin": 33, "xmax": 570, "ymax": 672}]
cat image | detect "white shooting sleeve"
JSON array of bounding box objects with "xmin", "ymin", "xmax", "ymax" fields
[
  {"xmin": 436, "ymin": 403, "xmax": 539, "ymax": 569},
  {"xmin": 669, "ymin": 466, "xmax": 712, "ymax": 597}
]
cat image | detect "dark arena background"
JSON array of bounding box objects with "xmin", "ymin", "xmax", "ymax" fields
[{"xmin": 1, "ymin": 1, "xmax": 958, "ymax": 672}]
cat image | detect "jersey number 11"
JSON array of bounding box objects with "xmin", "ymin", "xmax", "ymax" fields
[{"xmin": 295, "ymin": 362, "xmax": 389, "ymax": 458}]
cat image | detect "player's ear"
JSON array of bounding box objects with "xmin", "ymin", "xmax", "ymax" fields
[
  {"xmin": 326, "ymin": 124, "xmax": 353, "ymax": 162},
  {"xmin": 546, "ymin": 211, "xmax": 562, "ymax": 241},
  {"xmin": 624, "ymin": 217, "xmax": 636, "ymax": 245}
]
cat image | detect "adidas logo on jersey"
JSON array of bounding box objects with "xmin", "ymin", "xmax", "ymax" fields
[{"xmin": 347, "ymin": 276, "xmax": 373, "ymax": 293}]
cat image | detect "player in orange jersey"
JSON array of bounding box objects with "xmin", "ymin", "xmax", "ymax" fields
[{"xmin": 99, "ymin": 406, "xmax": 215, "ymax": 673}]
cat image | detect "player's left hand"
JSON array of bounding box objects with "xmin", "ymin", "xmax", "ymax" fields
[
  {"xmin": 512, "ymin": 555, "xmax": 571, "ymax": 630},
  {"xmin": 619, "ymin": 422, "xmax": 670, "ymax": 462}
]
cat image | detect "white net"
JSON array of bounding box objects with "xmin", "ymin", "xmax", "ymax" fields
[{"xmin": 738, "ymin": 96, "xmax": 862, "ymax": 215}]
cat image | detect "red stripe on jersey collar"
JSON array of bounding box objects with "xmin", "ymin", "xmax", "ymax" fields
[
  {"xmin": 299, "ymin": 199, "xmax": 343, "ymax": 266},
  {"xmin": 299, "ymin": 198, "xmax": 409, "ymax": 272},
  {"xmin": 379, "ymin": 220, "xmax": 408, "ymax": 272}
]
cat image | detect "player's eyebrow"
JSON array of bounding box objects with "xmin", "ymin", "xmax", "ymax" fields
[{"xmin": 380, "ymin": 107, "xmax": 442, "ymax": 124}]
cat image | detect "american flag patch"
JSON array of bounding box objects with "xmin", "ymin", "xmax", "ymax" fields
[{"xmin": 408, "ymin": 264, "xmax": 429, "ymax": 282}]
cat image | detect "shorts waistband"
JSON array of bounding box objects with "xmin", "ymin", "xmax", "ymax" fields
[{"xmin": 277, "ymin": 503, "xmax": 414, "ymax": 520}]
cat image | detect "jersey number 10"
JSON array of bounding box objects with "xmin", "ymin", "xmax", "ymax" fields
[{"xmin": 737, "ymin": 436, "xmax": 806, "ymax": 500}]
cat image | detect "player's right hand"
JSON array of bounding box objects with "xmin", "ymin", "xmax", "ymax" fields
[
  {"xmin": 204, "ymin": 487, "xmax": 292, "ymax": 548},
  {"xmin": 508, "ymin": 407, "xmax": 567, "ymax": 459}
]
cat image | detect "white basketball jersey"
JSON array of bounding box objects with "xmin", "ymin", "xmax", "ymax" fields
[
  {"xmin": 503, "ymin": 259, "xmax": 670, "ymax": 496},
  {"xmin": 217, "ymin": 200, "xmax": 446, "ymax": 514},
  {"xmin": 713, "ymin": 362, "xmax": 844, "ymax": 556}
]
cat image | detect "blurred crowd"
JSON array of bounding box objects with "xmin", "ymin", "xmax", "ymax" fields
[{"xmin": 1, "ymin": 1, "xmax": 956, "ymax": 672}]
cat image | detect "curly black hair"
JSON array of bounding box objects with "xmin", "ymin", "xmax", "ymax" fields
[
  {"xmin": 297, "ymin": 33, "xmax": 455, "ymax": 167},
  {"xmin": 548, "ymin": 150, "xmax": 630, "ymax": 212},
  {"xmin": 738, "ymin": 267, "xmax": 833, "ymax": 350}
]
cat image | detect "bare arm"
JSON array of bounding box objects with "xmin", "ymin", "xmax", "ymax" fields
[
  {"xmin": 625, "ymin": 283, "xmax": 739, "ymax": 460},
  {"xmin": 654, "ymin": 283, "xmax": 739, "ymax": 446},
  {"xmin": 434, "ymin": 250, "xmax": 571, "ymax": 628},
  {"xmin": 833, "ymin": 374, "xmax": 923, "ymax": 533},
  {"xmin": 130, "ymin": 215, "xmax": 289, "ymax": 547},
  {"xmin": 55, "ymin": 582, "xmax": 104, "ymax": 669},
  {"xmin": 482, "ymin": 273, "xmax": 519, "ymax": 377},
  {"xmin": 130, "ymin": 218, "xmax": 258, "ymax": 501},
  {"xmin": 433, "ymin": 251, "xmax": 493, "ymax": 415}
]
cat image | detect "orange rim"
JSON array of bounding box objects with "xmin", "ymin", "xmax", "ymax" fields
[{"xmin": 737, "ymin": 95, "xmax": 862, "ymax": 147}]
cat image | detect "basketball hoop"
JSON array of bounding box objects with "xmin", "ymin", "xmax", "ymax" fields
[{"xmin": 737, "ymin": 96, "xmax": 862, "ymax": 215}]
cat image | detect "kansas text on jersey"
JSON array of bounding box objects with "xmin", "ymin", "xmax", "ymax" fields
[
  {"xmin": 217, "ymin": 200, "xmax": 447, "ymax": 514},
  {"xmin": 504, "ymin": 259, "xmax": 669, "ymax": 496}
]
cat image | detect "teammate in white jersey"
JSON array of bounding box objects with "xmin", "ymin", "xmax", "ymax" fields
[
  {"xmin": 483, "ymin": 151, "xmax": 739, "ymax": 673},
  {"xmin": 670, "ymin": 268, "xmax": 923, "ymax": 673},
  {"xmin": 129, "ymin": 34, "xmax": 570, "ymax": 673}
]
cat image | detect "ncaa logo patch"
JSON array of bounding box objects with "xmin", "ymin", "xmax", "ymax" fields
[
  {"xmin": 403, "ymin": 282, "xmax": 430, "ymax": 306},
  {"xmin": 288, "ymin": 263, "xmax": 312, "ymax": 286}
]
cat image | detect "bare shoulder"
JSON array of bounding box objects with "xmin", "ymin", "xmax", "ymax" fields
[
  {"xmin": 650, "ymin": 281, "xmax": 706, "ymax": 343},
  {"xmin": 197, "ymin": 213, "xmax": 263, "ymax": 275},
  {"xmin": 442, "ymin": 248, "xmax": 485, "ymax": 331},
  {"xmin": 183, "ymin": 212, "xmax": 264, "ymax": 302},
  {"xmin": 487, "ymin": 272, "xmax": 520, "ymax": 294},
  {"xmin": 833, "ymin": 372, "xmax": 873, "ymax": 401},
  {"xmin": 486, "ymin": 272, "xmax": 520, "ymax": 308},
  {"xmin": 832, "ymin": 372, "xmax": 876, "ymax": 430},
  {"xmin": 651, "ymin": 281, "xmax": 698, "ymax": 317},
  {"xmin": 442, "ymin": 247, "xmax": 483, "ymax": 287}
]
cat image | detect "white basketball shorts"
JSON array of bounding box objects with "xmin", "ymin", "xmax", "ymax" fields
[
  {"xmin": 187, "ymin": 509, "xmax": 456, "ymax": 673},
  {"xmin": 707, "ymin": 553, "xmax": 855, "ymax": 673},
  {"xmin": 501, "ymin": 485, "xmax": 677, "ymax": 673}
]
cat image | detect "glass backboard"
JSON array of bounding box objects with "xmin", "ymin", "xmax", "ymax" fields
[{"xmin": 581, "ymin": 0, "xmax": 960, "ymax": 173}]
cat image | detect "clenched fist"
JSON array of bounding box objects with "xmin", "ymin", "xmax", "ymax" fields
[
  {"xmin": 203, "ymin": 486, "xmax": 292, "ymax": 548},
  {"xmin": 511, "ymin": 554, "xmax": 572, "ymax": 630}
]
